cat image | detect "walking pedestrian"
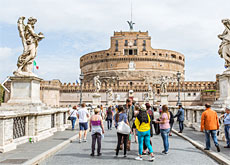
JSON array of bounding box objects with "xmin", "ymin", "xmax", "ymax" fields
[
  {"xmin": 153, "ymin": 107, "xmax": 160, "ymax": 135},
  {"xmin": 132, "ymin": 105, "xmax": 140, "ymax": 143},
  {"xmin": 135, "ymin": 104, "xmax": 155, "ymax": 161},
  {"xmin": 169, "ymin": 110, "xmax": 174, "ymax": 136},
  {"xmin": 124, "ymin": 99, "xmax": 135, "ymax": 151},
  {"xmin": 155, "ymin": 105, "xmax": 170, "ymax": 154},
  {"xmin": 89, "ymin": 108, "xmax": 105, "ymax": 156},
  {"xmin": 143, "ymin": 103, "xmax": 154, "ymax": 154},
  {"xmin": 219, "ymin": 106, "xmax": 230, "ymax": 148},
  {"xmin": 69, "ymin": 106, "xmax": 78, "ymax": 130},
  {"xmin": 105, "ymin": 106, "xmax": 114, "ymax": 130},
  {"xmin": 77, "ymin": 103, "xmax": 90, "ymax": 143},
  {"xmin": 174, "ymin": 104, "xmax": 184, "ymax": 133},
  {"xmin": 115, "ymin": 105, "xmax": 129, "ymax": 157},
  {"xmin": 200, "ymin": 103, "xmax": 220, "ymax": 152}
]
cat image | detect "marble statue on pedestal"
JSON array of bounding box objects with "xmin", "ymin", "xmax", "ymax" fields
[
  {"xmin": 160, "ymin": 76, "xmax": 168, "ymax": 94},
  {"xmin": 93, "ymin": 75, "xmax": 101, "ymax": 93},
  {"xmin": 14, "ymin": 16, "xmax": 44, "ymax": 77},
  {"xmin": 218, "ymin": 19, "xmax": 230, "ymax": 69}
]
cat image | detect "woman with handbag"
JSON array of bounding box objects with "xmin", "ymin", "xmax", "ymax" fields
[
  {"xmin": 155, "ymin": 105, "xmax": 170, "ymax": 154},
  {"xmin": 69, "ymin": 106, "xmax": 77, "ymax": 130},
  {"xmin": 105, "ymin": 106, "xmax": 114, "ymax": 130},
  {"xmin": 89, "ymin": 108, "xmax": 105, "ymax": 156},
  {"xmin": 135, "ymin": 104, "xmax": 155, "ymax": 161},
  {"xmin": 114, "ymin": 105, "xmax": 130, "ymax": 158}
]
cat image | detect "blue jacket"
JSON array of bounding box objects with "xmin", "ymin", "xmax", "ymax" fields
[{"xmin": 174, "ymin": 108, "xmax": 184, "ymax": 121}]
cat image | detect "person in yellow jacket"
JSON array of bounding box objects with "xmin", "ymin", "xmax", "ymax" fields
[
  {"xmin": 135, "ymin": 104, "xmax": 155, "ymax": 161},
  {"xmin": 200, "ymin": 103, "xmax": 220, "ymax": 152}
]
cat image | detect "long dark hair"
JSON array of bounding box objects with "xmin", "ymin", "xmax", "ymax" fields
[
  {"xmin": 107, "ymin": 106, "xmax": 112, "ymax": 115},
  {"xmin": 115, "ymin": 105, "xmax": 124, "ymax": 122},
  {"xmin": 137, "ymin": 110, "xmax": 149, "ymax": 125}
]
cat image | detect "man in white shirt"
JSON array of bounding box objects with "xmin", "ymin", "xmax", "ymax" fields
[{"xmin": 77, "ymin": 103, "xmax": 89, "ymax": 143}]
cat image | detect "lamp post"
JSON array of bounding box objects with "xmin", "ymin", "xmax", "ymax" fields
[
  {"xmin": 79, "ymin": 73, "xmax": 84, "ymax": 105},
  {"xmin": 176, "ymin": 71, "xmax": 181, "ymax": 106}
]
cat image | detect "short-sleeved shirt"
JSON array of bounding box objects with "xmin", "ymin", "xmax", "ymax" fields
[
  {"xmin": 159, "ymin": 113, "xmax": 170, "ymax": 129},
  {"xmin": 114, "ymin": 113, "xmax": 127, "ymax": 127},
  {"xmin": 77, "ymin": 107, "xmax": 89, "ymax": 123},
  {"xmin": 224, "ymin": 113, "xmax": 230, "ymax": 125},
  {"xmin": 69, "ymin": 109, "xmax": 77, "ymax": 117}
]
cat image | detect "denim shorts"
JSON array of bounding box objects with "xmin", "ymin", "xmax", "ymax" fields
[{"xmin": 79, "ymin": 122, "xmax": 88, "ymax": 130}]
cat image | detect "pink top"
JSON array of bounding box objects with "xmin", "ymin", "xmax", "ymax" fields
[{"xmin": 159, "ymin": 113, "xmax": 170, "ymax": 129}]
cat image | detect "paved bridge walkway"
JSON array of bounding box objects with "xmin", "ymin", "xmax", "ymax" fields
[
  {"xmin": 1, "ymin": 123, "xmax": 229, "ymax": 165},
  {"xmin": 41, "ymin": 126, "xmax": 218, "ymax": 165}
]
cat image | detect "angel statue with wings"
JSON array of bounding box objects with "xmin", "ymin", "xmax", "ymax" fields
[{"xmin": 14, "ymin": 16, "xmax": 44, "ymax": 77}]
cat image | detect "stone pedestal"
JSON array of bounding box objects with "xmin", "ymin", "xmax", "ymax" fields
[
  {"xmin": 7, "ymin": 76, "xmax": 42, "ymax": 104},
  {"xmin": 160, "ymin": 93, "xmax": 169, "ymax": 105},
  {"xmin": 214, "ymin": 71, "xmax": 230, "ymax": 108},
  {"xmin": 92, "ymin": 93, "xmax": 101, "ymax": 107}
]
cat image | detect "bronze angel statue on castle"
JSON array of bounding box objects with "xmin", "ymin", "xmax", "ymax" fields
[{"xmin": 14, "ymin": 16, "xmax": 44, "ymax": 77}]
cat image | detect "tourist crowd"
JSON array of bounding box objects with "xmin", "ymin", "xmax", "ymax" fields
[{"xmin": 68, "ymin": 100, "xmax": 230, "ymax": 162}]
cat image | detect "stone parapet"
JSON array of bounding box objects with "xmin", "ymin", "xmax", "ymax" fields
[
  {"xmin": 0, "ymin": 106, "xmax": 70, "ymax": 153},
  {"xmin": 169, "ymin": 106, "xmax": 225, "ymax": 141}
]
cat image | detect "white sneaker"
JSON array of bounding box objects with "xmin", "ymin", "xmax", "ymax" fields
[
  {"xmin": 135, "ymin": 157, "xmax": 143, "ymax": 161},
  {"xmin": 79, "ymin": 139, "xmax": 82, "ymax": 143},
  {"xmin": 149, "ymin": 156, "xmax": 155, "ymax": 161}
]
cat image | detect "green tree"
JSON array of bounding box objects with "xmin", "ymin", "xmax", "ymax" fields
[{"xmin": 0, "ymin": 85, "xmax": 4, "ymax": 103}]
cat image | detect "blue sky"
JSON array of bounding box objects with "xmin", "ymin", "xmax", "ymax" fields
[{"xmin": 0, "ymin": 0, "xmax": 228, "ymax": 83}]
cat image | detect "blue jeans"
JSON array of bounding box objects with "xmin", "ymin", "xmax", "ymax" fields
[
  {"xmin": 205, "ymin": 130, "xmax": 219, "ymax": 149},
  {"xmin": 137, "ymin": 130, "xmax": 153, "ymax": 155},
  {"xmin": 160, "ymin": 128, "xmax": 170, "ymax": 152},
  {"xmin": 224, "ymin": 125, "xmax": 230, "ymax": 147},
  {"xmin": 179, "ymin": 121, "xmax": 184, "ymax": 132},
  {"xmin": 71, "ymin": 117, "xmax": 77, "ymax": 130}
]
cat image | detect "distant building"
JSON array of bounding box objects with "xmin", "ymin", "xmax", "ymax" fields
[{"xmin": 3, "ymin": 30, "xmax": 220, "ymax": 107}]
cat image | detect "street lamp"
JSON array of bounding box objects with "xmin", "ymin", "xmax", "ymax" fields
[
  {"xmin": 79, "ymin": 73, "xmax": 84, "ymax": 105},
  {"xmin": 176, "ymin": 71, "xmax": 182, "ymax": 106}
]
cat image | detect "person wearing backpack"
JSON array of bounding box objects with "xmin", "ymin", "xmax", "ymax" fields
[{"xmin": 135, "ymin": 104, "xmax": 155, "ymax": 161}]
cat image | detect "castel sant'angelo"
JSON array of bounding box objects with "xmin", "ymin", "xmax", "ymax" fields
[{"xmin": 4, "ymin": 23, "xmax": 220, "ymax": 107}]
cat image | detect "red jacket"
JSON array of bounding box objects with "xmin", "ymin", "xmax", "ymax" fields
[{"xmin": 200, "ymin": 108, "xmax": 219, "ymax": 131}]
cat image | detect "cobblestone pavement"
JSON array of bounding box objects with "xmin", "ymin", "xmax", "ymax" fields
[
  {"xmin": 41, "ymin": 125, "xmax": 218, "ymax": 165},
  {"xmin": 173, "ymin": 123, "xmax": 230, "ymax": 161}
]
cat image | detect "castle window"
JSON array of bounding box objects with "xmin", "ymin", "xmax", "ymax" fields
[
  {"xmin": 153, "ymin": 53, "xmax": 155, "ymax": 55},
  {"xmin": 179, "ymin": 56, "xmax": 182, "ymax": 60},
  {"xmin": 95, "ymin": 55, "xmax": 97, "ymax": 58},
  {"xmin": 81, "ymin": 59, "xmax": 83, "ymax": 62},
  {"xmin": 159, "ymin": 53, "xmax": 162, "ymax": 56},
  {"xmin": 134, "ymin": 40, "xmax": 137, "ymax": 46},
  {"xmin": 188, "ymin": 93, "xmax": 191, "ymax": 96},
  {"xmin": 129, "ymin": 49, "xmax": 133, "ymax": 55},
  {"xmin": 107, "ymin": 53, "xmax": 109, "ymax": 56},
  {"xmin": 145, "ymin": 53, "xmax": 148, "ymax": 55},
  {"xmin": 114, "ymin": 53, "xmax": 116, "ymax": 56},
  {"xmin": 193, "ymin": 93, "xmax": 196, "ymax": 96},
  {"xmin": 130, "ymin": 82, "xmax": 133, "ymax": 86},
  {"xmin": 171, "ymin": 54, "xmax": 176, "ymax": 58},
  {"xmin": 91, "ymin": 56, "xmax": 93, "ymax": 59},
  {"xmin": 125, "ymin": 40, "xmax": 128, "ymax": 46},
  {"xmin": 124, "ymin": 49, "xmax": 128, "ymax": 55},
  {"xmin": 157, "ymin": 89, "xmax": 160, "ymax": 94},
  {"xmin": 134, "ymin": 49, "xmax": 137, "ymax": 55},
  {"xmin": 115, "ymin": 40, "xmax": 118, "ymax": 46},
  {"xmin": 166, "ymin": 54, "xmax": 168, "ymax": 57}
]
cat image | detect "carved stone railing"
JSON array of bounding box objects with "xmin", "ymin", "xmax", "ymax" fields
[
  {"xmin": 169, "ymin": 106, "xmax": 225, "ymax": 141},
  {"xmin": 0, "ymin": 107, "xmax": 71, "ymax": 153}
]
